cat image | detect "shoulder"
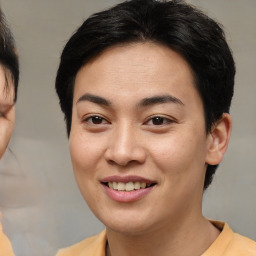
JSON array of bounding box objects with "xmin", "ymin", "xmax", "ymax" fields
[
  {"xmin": 0, "ymin": 223, "xmax": 15, "ymax": 256},
  {"xmin": 229, "ymin": 232, "xmax": 256, "ymax": 255},
  {"xmin": 56, "ymin": 230, "xmax": 107, "ymax": 256},
  {"xmin": 204, "ymin": 221, "xmax": 256, "ymax": 256}
]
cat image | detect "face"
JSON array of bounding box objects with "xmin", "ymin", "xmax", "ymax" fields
[
  {"xmin": 70, "ymin": 42, "xmax": 215, "ymax": 235},
  {"xmin": 0, "ymin": 65, "xmax": 15, "ymax": 159}
]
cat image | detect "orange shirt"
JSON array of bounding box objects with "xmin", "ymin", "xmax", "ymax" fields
[
  {"xmin": 0, "ymin": 223, "xmax": 15, "ymax": 256},
  {"xmin": 57, "ymin": 230, "xmax": 106, "ymax": 256},
  {"xmin": 57, "ymin": 221, "xmax": 256, "ymax": 256}
]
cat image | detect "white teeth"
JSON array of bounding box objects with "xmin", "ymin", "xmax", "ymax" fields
[
  {"xmin": 109, "ymin": 182, "xmax": 113, "ymax": 189},
  {"xmin": 141, "ymin": 182, "xmax": 146, "ymax": 189},
  {"xmin": 113, "ymin": 182, "xmax": 118, "ymax": 190},
  {"xmin": 134, "ymin": 181, "xmax": 140, "ymax": 190},
  {"xmin": 125, "ymin": 182, "xmax": 134, "ymax": 191},
  {"xmin": 117, "ymin": 182, "xmax": 125, "ymax": 191},
  {"xmin": 107, "ymin": 181, "xmax": 151, "ymax": 191}
]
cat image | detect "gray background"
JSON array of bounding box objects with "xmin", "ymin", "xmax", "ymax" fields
[{"xmin": 0, "ymin": 0, "xmax": 255, "ymax": 255}]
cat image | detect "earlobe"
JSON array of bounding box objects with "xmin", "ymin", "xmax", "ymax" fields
[{"xmin": 206, "ymin": 113, "xmax": 232, "ymax": 165}]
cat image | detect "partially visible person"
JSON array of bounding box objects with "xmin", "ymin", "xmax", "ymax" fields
[
  {"xmin": 55, "ymin": 0, "xmax": 256, "ymax": 255},
  {"xmin": 0, "ymin": 8, "xmax": 19, "ymax": 256}
]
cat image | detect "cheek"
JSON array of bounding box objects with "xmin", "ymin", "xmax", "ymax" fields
[
  {"xmin": 149, "ymin": 132, "xmax": 207, "ymax": 209},
  {"xmin": 70, "ymin": 136, "xmax": 94, "ymax": 173},
  {"xmin": 69, "ymin": 130, "xmax": 108, "ymax": 181},
  {"xmin": 149, "ymin": 130, "xmax": 208, "ymax": 176},
  {"xmin": 69, "ymin": 132, "xmax": 100, "ymax": 203},
  {"xmin": 149, "ymin": 135, "xmax": 188, "ymax": 163}
]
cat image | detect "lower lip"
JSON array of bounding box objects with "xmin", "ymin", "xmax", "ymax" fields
[{"xmin": 103, "ymin": 185, "xmax": 155, "ymax": 203}]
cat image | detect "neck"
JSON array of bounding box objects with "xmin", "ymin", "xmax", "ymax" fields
[{"xmin": 106, "ymin": 216, "xmax": 220, "ymax": 256}]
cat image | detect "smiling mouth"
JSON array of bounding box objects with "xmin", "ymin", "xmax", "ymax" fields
[{"xmin": 104, "ymin": 181, "xmax": 156, "ymax": 192}]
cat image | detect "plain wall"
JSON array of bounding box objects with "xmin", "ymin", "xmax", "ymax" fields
[{"xmin": 0, "ymin": 0, "xmax": 255, "ymax": 255}]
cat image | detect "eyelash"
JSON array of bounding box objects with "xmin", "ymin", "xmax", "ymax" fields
[
  {"xmin": 83, "ymin": 115, "xmax": 109, "ymax": 125},
  {"xmin": 144, "ymin": 115, "xmax": 174, "ymax": 126},
  {"xmin": 83, "ymin": 115, "xmax": 174, "ymax": 126}
]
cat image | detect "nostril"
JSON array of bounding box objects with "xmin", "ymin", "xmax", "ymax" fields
[
  {"xmin": 104, "ymin": 139, "xmax": 146, "ymax": 166},
  {"xmin": 107, "ymin": 158, "xmax": 141, "ymax": 167}
]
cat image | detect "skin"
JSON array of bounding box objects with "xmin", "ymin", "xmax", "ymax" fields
[
  {"xmin": 69, "ymin": 42, "xmax": 231, "ymax": 256},
  {"xmin": 0, "ymin": 65, "xmax": 15, "ymax": 159}
]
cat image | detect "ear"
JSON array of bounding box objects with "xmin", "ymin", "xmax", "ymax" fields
[{"xmin": 206, "ymin": 113, "xmax": 232, "ymax": 165}]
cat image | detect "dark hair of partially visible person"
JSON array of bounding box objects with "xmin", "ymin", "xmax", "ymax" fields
[
  {"xmin": 0, "ymin": 8, "xmax": 19, "ymax": 102},
  {"xmin": 55, "ymin": 0, "xmax": 236, "ymax": 189}
]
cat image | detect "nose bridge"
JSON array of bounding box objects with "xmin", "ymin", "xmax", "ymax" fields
[
  {"xmin": 115, "ymin": 121, "xmax": 135, "ymax": 153},
  {"xmin": 106, "ymin": 120, "xmax": 145, "ymax": 166}
]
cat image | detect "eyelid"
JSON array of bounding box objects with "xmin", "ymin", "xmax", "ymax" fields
[
  {"xmin": 82, "ymin": 114, "xmax": 110, "ymax": 124},
  {"xmin": 143, "ymin": 115, "xmax": 176, "ymax": 125}
]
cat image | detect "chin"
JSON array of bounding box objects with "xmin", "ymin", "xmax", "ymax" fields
[
  {"xmin": 100, "ymin": 212, "xmax": 155, "ymax": 236},
  {"xmin": 107, "ymin": 223, "xmax": 150, "ymax": 236}
]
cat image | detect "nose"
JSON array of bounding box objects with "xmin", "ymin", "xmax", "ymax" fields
[{"xmin": 104, "ymin": 124, "xmax": 146, "ymax": 166}]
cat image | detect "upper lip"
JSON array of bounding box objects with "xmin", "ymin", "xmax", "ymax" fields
[{"xmin": 101, "ymin": 175, "xmax": 156, "ymax": 184}]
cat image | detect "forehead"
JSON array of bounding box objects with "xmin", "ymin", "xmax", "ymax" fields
[{"xmin": 74, "ymin": 42, "xmax": 200, "ymax": 105}]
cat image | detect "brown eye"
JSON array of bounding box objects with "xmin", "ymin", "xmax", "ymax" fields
[
  {"xmin": 145, "ymin": 116, "xmax": 173, "ymax": 126},
  {"xmin": 151, "ymin": 117, "xmax": 165, "ymax": 125},
  {"xmin": 91, "ymin": 116, "xmax": 104, "ymax": 124},
  {"xmin": 84, "ymin": 115, "xmax": 109, "ymax": 125}
]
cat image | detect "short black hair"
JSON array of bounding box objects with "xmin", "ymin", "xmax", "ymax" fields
[
  {"xmin": 0, "ymin": 9, "xmax": 19, "ymax": 102},
  {"xmin": 55, "ymin": 0, "xmax": 235, "ymax": 189}
]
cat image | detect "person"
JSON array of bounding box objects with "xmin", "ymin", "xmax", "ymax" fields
[
  {"xmin": 0, "ymin": 8, "xmax": 19, "ymax": 256},
  {"xmin": 55, "ymin": 0, "xmax": 256, "ymax": 255}
]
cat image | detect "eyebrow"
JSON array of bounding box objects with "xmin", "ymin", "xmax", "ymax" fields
[
  {"xmin": 76, "ymin": 93, "xmax": 184, "ymax": 108},
  {"xmin": 138, "ymin": 95, "xmax": 184, "ymax": 107},
  {"xmin": 76, "ymin": 93, "xmax": 111, "ymax": 106}
]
